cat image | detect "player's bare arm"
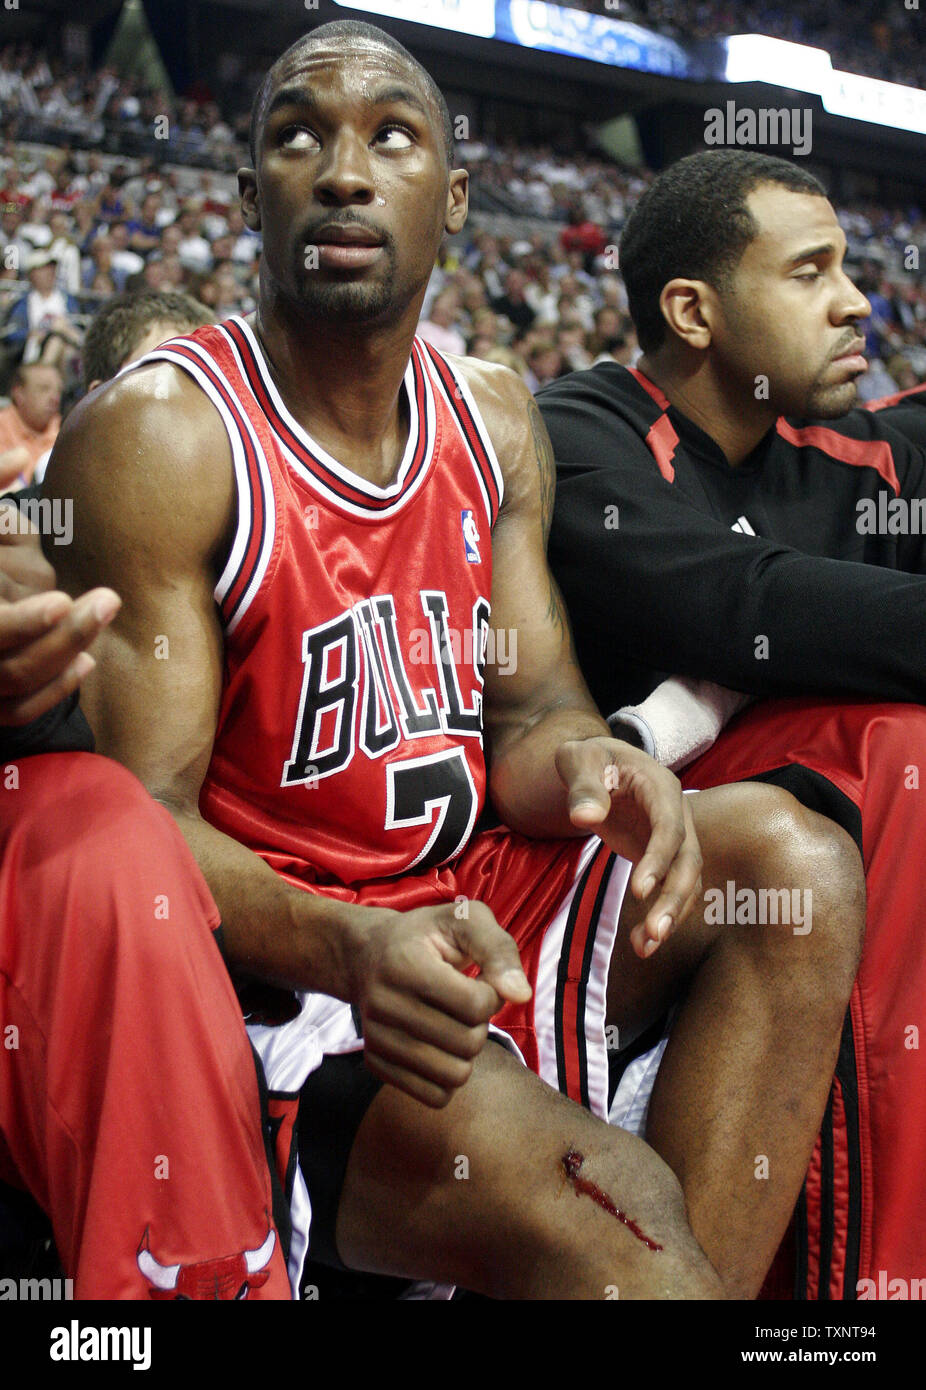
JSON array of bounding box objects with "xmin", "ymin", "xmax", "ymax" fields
[
  {"xmin": 43, "ymin": 364, "xmax": 528, "ymax": 1108},
  {"xmin": 457, "ymin": 357, "xmax": 702, "ymax": 953}
]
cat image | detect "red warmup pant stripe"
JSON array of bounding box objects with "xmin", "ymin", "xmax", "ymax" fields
[
  {"xmin": 0, "ymin": 753, "xmax": 291, "ymax": 1300},
  {"xmin": 557, "ymin": 845, "xmax": 613, "ymax": 1108},
  {"xmin": 684, "ymin": 698, "xmax": 922, "ymax": 1300}
]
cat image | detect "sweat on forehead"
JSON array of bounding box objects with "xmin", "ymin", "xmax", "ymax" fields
[{"xmin": 249, "ymin": 21, "xmax": 453, "ymax": 166}]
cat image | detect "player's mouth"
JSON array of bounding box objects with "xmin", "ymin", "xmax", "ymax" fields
[
  {"xmin": 830, "ymin": 337, "xmax": 868, "ymax": 374},
  {"xmin": 308, "ymin": 223, "xmax": 386, "ymax": 270}
]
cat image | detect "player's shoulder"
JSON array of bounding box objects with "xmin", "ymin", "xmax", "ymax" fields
[
  {"xmin": 439, "ymin": 353, "xmax": 541, "ymax": 502},
  {"xmin": 537, "ymin": 361, "xmax": 658, "ymax": 447},
  {"xmin": 537, "ymin": 359, "xmax": 635, "ymax": 411},
  {"xmin": 44, "ymin": 355, "xmax": 234, "ymax": 554},
  {"xmin": 54, "ymin": 354, "xmax": 229, "ymax": 483},
  {"xmin": 69, "ymin": 353, "xmax": 210, "ymax": 431},
  {"xmin": 447, "ymin": 351, "xmax": 535, "ymax": 430}
]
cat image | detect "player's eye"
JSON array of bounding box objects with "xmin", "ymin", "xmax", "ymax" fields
[
  {"xmin": 279, "ymin": 126, "xmax": 319, "ymax": 150},
  {"xmin": 794, "ymin": 269, "xmax": 822, "ymax": 282},
  {"xmin": 375, "ymin": 124, "xmax": 414, "ymax": 149}
]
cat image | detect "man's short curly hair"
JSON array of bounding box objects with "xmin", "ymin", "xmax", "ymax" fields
[
  {"xmin": 81, "ymin": 291, "xmax": 213, "ymax": 390},
  {"xmin": 620, "ymin": 150, "xmax": 827, "ymax": 353}
]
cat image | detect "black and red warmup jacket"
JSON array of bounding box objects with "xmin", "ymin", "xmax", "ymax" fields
[{"xmin": 540, "ymin": 366, "xmax": 926, "ymax": 716}]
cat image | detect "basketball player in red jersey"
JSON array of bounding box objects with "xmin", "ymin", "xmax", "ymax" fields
[{"xmin": 44, "ymin": 22, "xmax": 864, "ymax": 1299}]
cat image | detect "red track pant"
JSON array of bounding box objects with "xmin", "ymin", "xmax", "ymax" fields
[
  {"xmin": 684, "ymin": 698, "xmax": 926, "ymax": 1300},
  {"xmin": 0, "ymin": 753, "xmax": 291, "ymax": 1299}
]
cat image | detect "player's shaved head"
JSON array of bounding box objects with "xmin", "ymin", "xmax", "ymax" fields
[{"xmin": 248, "ymin": 21, "xmax": 455, "ymax": 169}]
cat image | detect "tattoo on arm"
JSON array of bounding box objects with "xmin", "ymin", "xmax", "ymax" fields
[
  {"xmin": 526, "ymin": 402, "xmax": 578, "ymax": 663},
  {"xmin": 544, "ymin": 569, "xmax": 579, "ymax": 666},
  {"xmin": 528, "ymin": 397, "xmax": 556, "ymax": 546}
]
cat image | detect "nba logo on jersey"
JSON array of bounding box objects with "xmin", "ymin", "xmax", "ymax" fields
[{"xmin": 462, "ymin": 509, "xmax": 481, "ymax": 563}]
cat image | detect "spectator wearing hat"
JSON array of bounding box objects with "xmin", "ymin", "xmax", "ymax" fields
[{"xmin": 3, "ymin": 249, "xmax": 80, "ymax": 367}]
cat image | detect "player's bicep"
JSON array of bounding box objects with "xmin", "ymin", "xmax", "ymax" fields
[{"xmin": 483, "ymin": 390, "xmax": 589, "ymax": 737}]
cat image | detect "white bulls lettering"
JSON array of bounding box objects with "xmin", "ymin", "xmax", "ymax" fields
[{"xmin": 282, "ymin": 592, "xmax": 489, "ymax": 786}]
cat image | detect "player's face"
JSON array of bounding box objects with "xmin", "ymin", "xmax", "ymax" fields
[
  {"xmin": 713, "ymin": 185, "xmax": 872, "ymax": 418},
  {"xmin": 242, "ymin": 43, "xmax": 467, "ymax": 326}
]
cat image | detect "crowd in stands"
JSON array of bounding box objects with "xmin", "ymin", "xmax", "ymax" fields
[
  {"xmin": 0, "ymin": 42, "xmax": 244, "ymax": 165},
  {"xmin": 552, "ymin": 0, "xmax": 922, "ymax": 91},
  {"xmin": 1, "ymin": 33, "xmax": 924, "ymax": 487}
]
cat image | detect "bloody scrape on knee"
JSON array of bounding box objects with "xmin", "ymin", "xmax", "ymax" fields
[{"xmin": 562, "ymin": 1149, "xmax": 663, "ymax": 1251}]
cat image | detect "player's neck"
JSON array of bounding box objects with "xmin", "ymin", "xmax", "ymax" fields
[
  {"xmin": 251, "ymin": 298, "xmax": 419, "ymax": 488},
  {"xmin": 638, "ymin": 352, "xmax": 777, "ymax": 468}
]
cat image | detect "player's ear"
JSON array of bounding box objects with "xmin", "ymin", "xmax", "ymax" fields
[
  {"xmin": 238, "ymin": 167, "xmax": 261, "ymax": 233},
  {"xmin": 445, "ymin": 168, "xmax": 468, "ymax": 236},
  {"xmin": 659, "ymin": 278, "xmax": 714, "ymax": 351}
]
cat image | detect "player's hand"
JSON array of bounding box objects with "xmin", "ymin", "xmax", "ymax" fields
[
  {"xmin": 0, "ymin": 506, "xmax": 121, "ymax": 725},
  {"xmin": 350, "ymin": 901, "xmax": 532, "ymax": 1108},
  {"xmin": 555, "ymin": 736, "xmax": 703, "ymax": 959}
]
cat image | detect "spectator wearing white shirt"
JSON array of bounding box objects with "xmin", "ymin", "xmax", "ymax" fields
[
  {"xmin": 47, "ymin": 212, "xmax": 82, "ymax": 295},
  {"xmin": 417, "ymin": 289, "xmax": 466, "ymax": 356},
  {"xmin": 175, "ymin": 204, "xmax": 212, "ymax": 274},
  {"xmin": 108, "ymin": 221, "xmax": 145, "ymax": 288}
]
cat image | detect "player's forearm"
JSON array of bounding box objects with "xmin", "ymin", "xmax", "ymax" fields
[
  {"xmin": 162, "ymin": 801, "xmax": 378, "ymax": 999},
  {"xmin": 489, "ymin": 704, "xmax": 610, "ymax": 838}
]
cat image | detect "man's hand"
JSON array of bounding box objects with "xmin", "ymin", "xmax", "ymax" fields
[
  {"xmin": 49, "ymin": 316, "xmax": 83, "ymax": 345},
  {"xmin": 556, "ymin": 736, "xmax": 703, "ymax": 960},
  {"xmin": 0, "ymin": 446, "xmax": 31, "ymax": 490},
  {"xmin": 0, "ymin": 506, "xmax": 120, "ymax": 725},
  {"xmin": 348, "ymin": 902, "xmax": 532, "ymax": 1108}
]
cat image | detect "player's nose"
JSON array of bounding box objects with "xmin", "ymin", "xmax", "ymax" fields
[
  {"xmin": 835, "ymin": 269, "xmax": 871, "ymax": 324},
  {"xmin": 313, "ymin": 129, "xmax": 376, "ymax": 205}
]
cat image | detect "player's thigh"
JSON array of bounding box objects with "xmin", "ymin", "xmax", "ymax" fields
[{"xmin": 333, "ymin": 1040, "xmax": 719, "ymax": 1299}]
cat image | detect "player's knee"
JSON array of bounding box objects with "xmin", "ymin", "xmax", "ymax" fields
[
  {"xmin": 758, "ymin": 789, "xmax": 865, "ymax": 988},
  {"xmin": 28, "ymin": 754, "xmax": 212, "ymax": 942},
  {"xmin": 72, "ymin": 756, "xmax": 193, "ymax": 869}
]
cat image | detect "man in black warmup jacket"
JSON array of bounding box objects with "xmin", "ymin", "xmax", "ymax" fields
[{"xmin": 541, "ymin": 149, "xmax": 926, "ymax": 1300}]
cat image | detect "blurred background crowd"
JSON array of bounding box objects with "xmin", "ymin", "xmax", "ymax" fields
[
  {"xmin": 547, "ymin": 0, "xmax": 922, "ymax": 90},
  {"xmin": 1, "ymin": 26, "xmax": 924, "ymax": 491}
]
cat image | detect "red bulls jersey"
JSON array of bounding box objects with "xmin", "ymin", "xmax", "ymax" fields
[{"xmin": 145, "ymin": 317, "xmax": 504, "ymax": 888}]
